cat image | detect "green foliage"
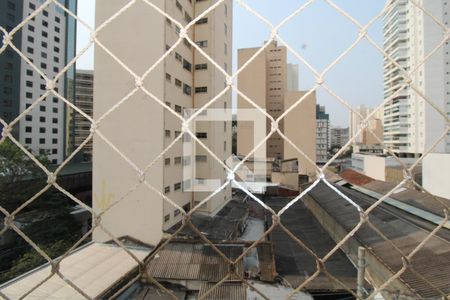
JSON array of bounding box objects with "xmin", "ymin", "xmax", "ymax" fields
[
  {"xmin": 0, "ymin": 139, "xmax": 50, "ymax": 184},
  {"xmin": 0, "ymin": 240, "xmax": 75, "ymax": 283}
]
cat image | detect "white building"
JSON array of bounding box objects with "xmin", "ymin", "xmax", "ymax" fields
[
  {"xmin": 2, "ymin": 0, "xmax": 77, "ymax": 164},
  {"xmin": 383, "ymin": 0, "xmax": 450, "ymax": 156},
  {"xmin": 423, "ymin": 153, "xmax": 450, "ymax": 199}
]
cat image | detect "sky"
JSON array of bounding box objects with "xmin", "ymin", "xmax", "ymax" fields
[{"xmin": 76, "ymin": 0, "xmax": 386, "ymax": 127}]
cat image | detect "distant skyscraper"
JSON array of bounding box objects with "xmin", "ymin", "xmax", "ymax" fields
[
  {"xmin": 286, "ymin": 63, "xmax": 299, "ymax": 91},
  {"xmin": 384, "ymin": 0, "xmax": 450, "ymax": 156},
  {"xmin": 316, "ymin": 105, "xmax": 330, "ymax": 163},
  {"xmin": 73, "ymin": 70, "xmax": 93, "ymax": 161},
  {"xmin": 349, "ymin": 105, "xmax": 373, "ymax": 144},
  {"xmin": 0, "ymin": 0, "xmax": 77, "ymax": 164},
  {"xmin": 330, "ymin": 127, "xmax": 349, "ymax": 149}
]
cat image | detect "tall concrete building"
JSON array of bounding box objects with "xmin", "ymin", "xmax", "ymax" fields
[
  {"xmin": 384, "ymin": 0, "xmax": 450, "ymax": 156},
  {"xmin": 286, "ymin": 63, "xmax": 299, "ymax": 91},
  {"xmin": 349, "ymin": 105, "xmax": 374, "ymax": 144},
  {"xmin": 0, "ymin": 0, "xmax": 77, "ymax": 164},
  {"xmin": 237, "ymin": 41, "xmax": 286, "ymax": 159},
  {"xmin": 316, "ymin": 105, "xmax": 330, "ymax": 163},
  {"xmin": 94, "ymin": 0, "xmax": 232, "ymax": 245},
  {"xmin": 73, "ymin": 70, "xmax": 93, "ymax": 161},
  {"xmin": 330, "ymin": 126, "xmax": 349, "ymax": 149},
  {"xmin": 237, "ymin": 41, "xmax": 316, "ymax": 175}
]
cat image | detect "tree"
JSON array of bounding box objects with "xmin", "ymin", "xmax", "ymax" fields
[{"xmin": 0, "ymin": 139, "xmax": 49, "ymax": 184}]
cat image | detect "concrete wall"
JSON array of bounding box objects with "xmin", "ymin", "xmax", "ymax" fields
[
  {"xmin": 423, "ymin": 153, "xmax": 450, "ymax": 199},
  {"xmin": 93, "ymin": 0, "xmax": 165, "ymax": 245},
  {"xmin": 271, "ymin": 172, "xmax": 298, "ymax": 191},
  {"xmin": 283, "ymin": 91, "xmax": 317, "ymax": 177}
]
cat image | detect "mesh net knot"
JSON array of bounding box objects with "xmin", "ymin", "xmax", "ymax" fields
[
  {"xmin": 1, "ymin": 32, "xmax": 11, "ymax": 48},
  {"xmin": 47, "ymin": 173, "xmax": 57, "ymax": 184},
  {"xmin": 46, "ymin": 80, "xmax": 56, "ymax": 91},
  {"xmin": 1, "ymin": 125, "xmax": 12, "ymax": 139},
  {"xmin": 135, "ymin": 77, "xmax": 143, "ymax": 88}
]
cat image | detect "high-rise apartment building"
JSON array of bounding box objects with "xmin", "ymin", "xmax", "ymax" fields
[
  {"xmin": 0, "ymin": 0, "xmax": 77, "ymax": 164},
  {"xmin": 237, "ymin": 41, "xmax": 286, "ymax": 159},
  {"xmin": 316, "ymin": 105, "xmax": 330, "ymax": 163},
  {"xmin": 73, "ymin": 70, "xmax": 93, "ymax": 161},
  {"xmin": 94, "ymin": 0, "xmax": 232, "ymax": 245},
  {"xmin": 330, "ymin": 126, "xmax": 349, "ymax": 149},
  {"xmin": 384, "ymin": 0, "xmax": 450, "ymax": 156},
  {"xmin": 237, "ymin": 41, "xmax": 316, "ymax": 175}
]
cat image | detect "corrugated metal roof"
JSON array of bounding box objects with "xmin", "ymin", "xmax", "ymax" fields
[
  {"xmin": 363, "ymin": 180, "xmax": 450, "ymax": 218},
  {"xmin": 0, "ymin": 243, "xmax": 150, "ymax": 300},
  {"xmin": 265, "ymin": 197, "xmax": 358, "ymax": 290},
  {"xmin": 198, "ymin": 282, "xmax": 246, "ymax": 300},
  {"xmin": 146, "ymin": 242, "xmax": 244, "ymax": 282},
  {"xmin": 307, "ymin": 182, "xmax": 450, "ymax": 298}
]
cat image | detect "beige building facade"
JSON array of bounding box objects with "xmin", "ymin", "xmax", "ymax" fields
[
  {"xmin": 94, "ymin": 0, "xmax": 232, "ymax": 245},
  {"xmin": 237, "ymin": 42, "xmax": 316, "ymax": 176}
]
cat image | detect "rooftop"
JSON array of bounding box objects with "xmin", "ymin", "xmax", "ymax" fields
[
  {"xmin": 307, "ymin": 181, "xmax": 450, "ymax": 298},
  {"xmin": 264, "ymin": 196, "xmax": 359, "ymax": 291}
]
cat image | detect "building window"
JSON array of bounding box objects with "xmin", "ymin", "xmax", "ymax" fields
[
  {"xmin": 183, "ymin": 84, "xmax": 192, "ymax": 96},
  {"xmin": 185, "ymin": 12, "xmax": 192, "ymax": 23},
  {"xmin": 174, "ymin": 209, "xmax": 181, "ymax": 216},
  {"xmin": 25, "ymin": 115, "xmax": 32, "ymax": 121},
  {"xmin": 175, "ymin": 78, "xmax": 182, "ymax": 87},
  {"xmin": 28, "ymin": 24, "xmax": 35, "ymax": 32},
  {"xmin": 52, "ymin": 128, "xmax": 58, "ymax": 134},
  {"xmin": 224, "ymin": 43, "xmax": 227, "ymax": 55},
  {"xmin": 175, "ymin": 52, "xmax": 182, "ymax": 62},
  {"xmin": 195, "ymin": 63, "xmax": 208, "ymax": 71},
  {"xmin": 175, "ymin": 105, "xmax": 182, "ymax": 113},
  {"xmin": 165, "ymin": 130, "xmax": 171, "ymax": 138},
  {"xmin": 25, "ymin": 127, "xmax": 32, "ymax": 133},
  {"xmin": 176, "ymin": 0, "xmax": 182, "ymax": 11},
  {"xmin": 175, "ymin": 131, "xmax": 181, "ymax": 138},
  {"xmin": 195, "ymin": 87, "xmax": 208, "ymax": 93},
  {"xmin": 164, "ymin": 214, "xmax": 170, "ymax": 222},
  {"xmin": 42, "ymin": 31, "xmax": 48, "ymax": 38},
  {"xmin": 42, "ymin": 20, "xmax": 48, "ymax": 27},
  {"xmin": 40, "ymin": 106, "xmax": 46, "ymax": 112},
  {"xmin": 52, "ymin": 118, "xmax": 58, "ymax": 124},
  {"xmin": 183, "ymin": 59, "xmax": 192, "ymax": 72},
  {"xmin": 39, "ymin": 138, "xmax": 45, "ymax": 144},
  {"xmin": 174, "ymin": 182, "xmax": 181, "ymax": 191},
  {"xmin": 165, "ymin": 158, "xmax": 170, "ymax": 165},
  {"xmin": 196, "ymin": 155, "xmax": 207, "ymax": 162},
  {"xmin": 52, "ymin": 149, "xmax": 57, "ymax": 154},
  {"xmin": 164, "ymin": 186, "xmax": 170, "ymax": 194},
  {"xmin": 27, "ymin": 36, "xmax": 34, "ymax": 43},
  {"xmin": 25, "ymin": 138, "xmax": 32, "ymax": 144},
  {"xmin": 165, "ymin": 73, "xmax": 171, "ymax": 82},
  {"xmin": 224, "ymin": 23, "xmax": 227, "ymax": 36},
  {"xmin": 196, "ymin": 40, "xmax": 208, "ymax": 48},
  {"xmin": 183, "ymin": 38, "xmax": 191, "ymax": 49},
  {"xmin": 196, "ymin": 132, "xmax": 207, "ymax": 139},
  {"xmin": 55, "ymin": 16, "xmax": 60, "ymax": 23},
  {"xmin": 197, "ymin": 18, "xmax": 208, "ymax": 24}
]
